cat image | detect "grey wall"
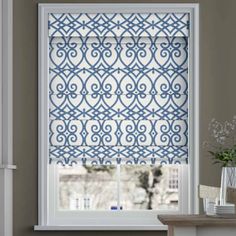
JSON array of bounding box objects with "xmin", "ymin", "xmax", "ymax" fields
[{"xmin": 13, "ymin": 0, "xmax": 236, "ymax": 235}]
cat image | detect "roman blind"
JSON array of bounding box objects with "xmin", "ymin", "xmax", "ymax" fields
[{"xmin": 48, "ymin": 13, "xmax": 189, "ymax": 166}]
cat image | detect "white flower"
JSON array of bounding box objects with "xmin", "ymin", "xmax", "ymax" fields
[{"xmin": 206, "ymin": 116, "xmax": 236, "ymax": 146}]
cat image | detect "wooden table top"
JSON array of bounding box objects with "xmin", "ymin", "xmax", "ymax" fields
[{"xmin": 158, "ymin": 214, "xmax": 236, "ymax": 226}]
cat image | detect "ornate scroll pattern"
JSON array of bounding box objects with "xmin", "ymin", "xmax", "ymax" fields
[
  {"xmin": 50, "ymin": 146, "xmax": 188, "ymax": 165},
  {"xmin": 49, "ymin": 13, "xmax": 189, "ymax": 37},
  {"xmin": 49, "ymin": 37, "xmax": 188, "ymax": 70},
  {"xmin": 49, "ymin": 94, "xmax": 188, "ymax": 120},
  {"xmin": 49, "ymin": 119, "xmax": 188, "ymax": 146},
  {"xmin": 48, "ymin": 13, "xmax": 189, "ymax": 165},
  {"xmin": 49, "ymin": 68, "xmax": 188, "ymax": 96}
]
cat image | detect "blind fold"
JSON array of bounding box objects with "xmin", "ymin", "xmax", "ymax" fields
[
  {"xmin": 49, "ymin": 146, "xmax": 188, "ymax": 165},
  {"xmin": 49, "ymin": 37, "xmax": 188, "ymax": 70},
  {"xmin": 49, "ymin": 13, "xmax": 189, "ymax": 37},
  {"xmin": 48, "ymin": 13, "xmax": 189, "ymax": 165}
]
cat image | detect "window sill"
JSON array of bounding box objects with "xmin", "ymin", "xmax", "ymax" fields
[
  {"xmin": 34, "ymin": 225, "xmax": 168, "ymax": 231},
  {"xmin": 0, "ymin": 164, "xmax": 17, "ymax": 169}
]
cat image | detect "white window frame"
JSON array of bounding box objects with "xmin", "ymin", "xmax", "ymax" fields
[
  {"xmin": 0, "ymin": 1, "xmax": 16, "ymax": 236},
  {"xmin": 48, "ymin": 165, "xmax": 188, "ymax": 228},
  {"xmin": 36, "ymin": 3, "xmax": 199, "ymax": 231}
]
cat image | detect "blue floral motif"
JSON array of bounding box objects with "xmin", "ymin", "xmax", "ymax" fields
[{"xmin": 48, "ymin": 13, "xmax": 189, "ymax": 165}]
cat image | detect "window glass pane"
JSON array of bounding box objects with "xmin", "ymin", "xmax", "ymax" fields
[
  {"xmin": 57, "ymin": 165, "xmax": 180, "ymax": 211},
  {"xmin": 58, "ymin": 165, "xmax": 117, "ymax": 210},
  {"xmin": 120, "ymin": 165, "xmax": 179, "ymax": 210}
]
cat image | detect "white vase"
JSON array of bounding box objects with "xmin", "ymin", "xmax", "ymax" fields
[{"xmin": 220, "ymin": 167, "xmax": 236, "ymax": 205}]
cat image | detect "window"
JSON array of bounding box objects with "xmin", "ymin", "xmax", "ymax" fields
[
  {"xmin": 37, "ymin": 4, "xmax": 199, "ymax": 230},
  {"xmin": 168, "ymin": 167, "xmax": 179, "ymax": 191},
  {"xmin": 56, "ymin": 165, "xmax": 184, "ymax": 211}
]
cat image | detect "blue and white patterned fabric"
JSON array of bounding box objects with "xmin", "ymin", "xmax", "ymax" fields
[
  {"xmin": 49, "ymin": 13, "xmax": 189, "ymax": 37},
  {"xmin": 48, "ymin": 13, "xmax": 189, "ymax": 165}
]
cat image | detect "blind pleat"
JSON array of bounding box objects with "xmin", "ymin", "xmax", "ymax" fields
[
  {"xmin": 49, "ymin": 119, "xmax": 188, "ymax": 146},
  {"xmin": 49, "ymin": 94, "xmax": 188, "ymax": 120},
  {"xmin": 49, "ymin": 146, "xmax": 188, "ymax": 165},
  {"xmin": 48, "ymin": 13, "xmax": 189, "ymax": 165},
  {"xmin": 49, "ymin": 13, "xmax": 189, "ymax": 37},
  {"xmin": 49, "ymin": 37, "xmax": 188, "ymax": 71},
  {"xmin": 49, "ymin": 68, "xmax": 188, "ymax": 94}
]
